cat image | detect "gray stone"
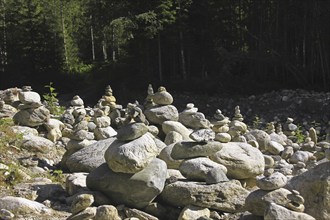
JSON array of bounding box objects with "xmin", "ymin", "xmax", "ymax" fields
[
  {"xmin": 71, "ymin": 130, "xmax": 94, "ymax": 141},
  {"xmin": 86, "ymin": 158, "xmax": 167, "ymax": 209},
  {"xmin": 214, "ymin": 133, "xmax": 231, "ymax": 143},
  {"xmin": 256, "ymin": 172, "xmax": 288, "ymax": 190},
  {"xmin": 145, "ymin": 105, "xmax": 179, "ymax": 125},
  {"xmin": 158, "ymin": 143, "xmax": 183, "ymax": 169},
  {"xmin": 18, "ymin": 91, "xmax": 41, "ymax": 104},
  {"xmin": 245, "ymin": 188, "xmax": 292, "ymax": 216},
  {"xmin": 152, "ymin": 89, "xmax": 173, "ymax": 105},
  {"xmin": 162, "ymin": 121, "xmax": 192, "ymax": 140},
  {"xmin": 171, "ymin": 141, "xmax": 224, "ymax": 160},
  {"xmin": 159, "ymin": 180, "xmax": 249, "ymax": 213},
  {"xmin": 286, "ymin": 162, "xmax": 330, "ymax": 220},
  {"xmin": 264, "ymin": 203, "xmax": 315, "ymax": 220},
  {"xmin": 0, "ymin": 196, "xmax": 51, "ymax": 216},
  {"xmin": 95, "ymin": 205, "xmax": 121, "ymax": 220},
  {"xmin": 206, "ymin": 167, "xmax": 229, "ymax": 184},
  {"xmin": 94, "ymin": 116, "xmax": 111, "ymax": 128},
  {"xmin": 66, "ymin": 139, "xmax": 97, "ymax": 152},
  {"xmin": 105, "ymin": 133, "xmax": 159, "ymax": 173},
  {"xmin": 116, "ymin": 123, "xmax": 148, "ymax": 141},
  {"xmin": 264, "ymin": 155, "xmax": 275, "ymax": 169},
  {"xmin": 71, "ymin": 194, "xmax": 94, "ymax": 215},
  {"xmin": 13, "ymin": 106, "xmax": 50, "ymax": 127},
  {"xmin": 94, "ymin": 127, "xmax": 117, "ymax": 140},
  {"xmin": 179, "ymin": 112, "xmax": 211, "ymax": 129},
  {"xmin": 246, "ymin": 129, "xmax": 271, "ymax": 152},
  {"xmin": 65, "ymin": 173, "xmax": 88, "ymax": 196},
  {"xmin": 189, "ymin": 129, "xmax": 215, "ymax": 142},
  {"xmin": 179, "ymin": 157, "xmax": 227, "ymax": 181},
  {"xmin": 266, "ymin": 141, "xmax": 285, "ymax": 155},
  {"xmin": 289, "ymin": 151, "xmax": 313, "ymax": 164},
  {"xmin": 70, "ymin": 95, "xmax": 84, "ymax": 106},
  {"xmin": 10, "ymin": 125, "xmax": 38, "ymax": 136},
  {"xmin": 209, "ymin": 142, "xmax": 265, "ymax": 179},
  {"xmin": 178, "ymin": 205, "xmax": 211, "ymax": 220},
  {"xmin": 21, "ymin": 134, "xmax": 54, "ymax": 153},
  {"xmin": 281, "ymin": 146, "xmax": 294, "ymax": 160},
  {"xmin": 164, "ymin": 131, "xmax": 183, "ymax": 145},
  {"xmin": 66, "ymin": 138, "xmax": 116, "ymax": 173},
  {"xmin": 124, "ymin": 207, "xmax": 159, "ymax": 220},
  {"xmin": 67, "ymin": 207, "xmax": 96, "ymax": 220}
]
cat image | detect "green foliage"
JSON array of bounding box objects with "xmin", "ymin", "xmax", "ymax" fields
[
  {"xmin": 252, "ymin": 115, "xmax": 262, "ymax": 129},
  {"xmin": 42, "ymin": 82, "xmax": 65, "ymax": 116},
  {"xmin": 295, "ymin": 125, "xmax": 306, "ymax": 144},
  {"xmin": 0, "ymin": 118, "xmax": 23, "ymax": 151}
]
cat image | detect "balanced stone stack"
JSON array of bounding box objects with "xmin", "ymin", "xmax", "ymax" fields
[
  {"xmin": 13, "ymin": 86, "xmax": 50, "ymax": 127},
  {"xmin": 144, "ymin": 86, "xmax": 179, "ymax": 125},
  {"xmin": 228, "ymin": 106, "xmax": 248, "ymax": 142},
  {"xmin": 87, "ymin": 103, "xmax": 167, "ymax": 209},
  {"xmin": 0, "ymin": 99, "xmax": 17, "ymax": 118},
  {"xmin": 212, "ymin": 109, "xmax": 231, "ymax": 143},
  {"xmin": 92, "ymin": 108, "xmax": 117, "ymax": 140},
  {"xmin": 179, "ymin": 103, "xmax": 211, "ymax": 129}
]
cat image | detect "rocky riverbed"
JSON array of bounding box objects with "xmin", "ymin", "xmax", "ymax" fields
[{"xmin": 0, "ymin": 85, "xmax": 329, "ymax": 220}]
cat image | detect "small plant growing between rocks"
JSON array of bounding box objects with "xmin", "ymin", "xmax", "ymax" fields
[
  {"xmin": 295, "ymin": 125, "xmax": 306, "ymax": 143},
  {"xmin": 43, "ymin": 82, "xmax": 65, "ymax": 116},
  {"xmin": 252, "ymin": 115, "xmax": 262, "ymax": 129}
]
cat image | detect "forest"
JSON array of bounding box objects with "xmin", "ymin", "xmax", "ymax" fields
[{"xmin": 0, "ymin": 0, "xmax": 329, "ymax": 95}]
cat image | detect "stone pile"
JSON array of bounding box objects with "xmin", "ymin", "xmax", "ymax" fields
[{"xmin": 0, "ymin": 85, "xmax": 329, "ymax": 220}]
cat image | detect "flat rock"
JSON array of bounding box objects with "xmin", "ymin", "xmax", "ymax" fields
[
  {"xmin": 105, "ymin": 133, "xmax": 159, "ymax": 173},
  {"xmin": 179, "ymin": 157, "xmax": 227, "ymax": 181},
  {"xmin": 13, "ymin": 106, "xmax": 50, "ymax": 127},
  {"xmin": 171, "ymin": 141, "xmax": 224, "ymax": 160},
  {"xmin": 209, "ymin": 142, "xmax": 265, "ymax": 179},
  {"xmin": 159, "ymin": 180, "xmax": 249, "ymax": 213},
  {"xmin": 145, "ymin": 105, "xmax": 179, "ymax": 125},
  {"xmin": 21, "ymin": 134, "xmax": 54, "ymax": 153},
  {"xmin": 66, "ymin": 138, "xmax": 116, "ymax": 173},
  {"xmin": 265, "ymin": 203, "xmax": 315, "ymax": 220},
  {"xmin": 189, "ymin": 129, "xmax": 215, "ymax": 142},
  {"xmin": 179, "ymin": 112, "xmax": 211, "ymax": 129},
  {"xmin": 0, "ymin": 196, "xmax": 51, "ymax": 216},
  {"xmin": 94, "ymin": 127, "xmax": 117, "ymax": 140},
  {"xmin": 256, "ymin": 172, "xmax": 287, "ymax": 190},
  {"xmin": 116, "ymin": 123, "xmax": 148, "ymax": 141},
  {"xmin": 86, "ymin": 158, "xmax": 167, "ymax": 209},
  {"xmin": 18, "ymin": 91, "xmax": 41, "ymax": 104}
]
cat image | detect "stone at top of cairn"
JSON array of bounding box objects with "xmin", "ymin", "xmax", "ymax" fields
[
  {"xmin": 213, "ymin": 109, "xmax": 230, "ymax": 126},
  {"xmin": 21, "ymin": 85, "xmax": 32, "ymax": 92},
  {"xmin": 144, "ymin": 84, "xmax": 156, "ymax": 109},
  {"xmin": 283, "ymin": 117, "xmax": 298, "ymax": 136},
  {"xmin": 71, "ymin": 95, "xmax": 84, "ymax": 107},
  {"xmin": 102, "ymin": 85, "xmax": 117, "ymax": 107},
  {"xmin": 232, "ymin": 105, "xmax": 244, "ymax": 122},
  {"xmin": 266, "ymin": 122, "xmax": 275, "ymax": 134},
  {"xmin": 182, "ymin": 103, "xmax": 198, "ymax": 114},
  {"xmin": 152, "ymin": 86, "xmax": 173, "ymax": 105},
  {"xmin": 124, "ymin": 102, "xmax": 148, "ymax": 125},
  {"xmin": 147, "ymin": 84, "xmax": 154, "ymax": 96}
]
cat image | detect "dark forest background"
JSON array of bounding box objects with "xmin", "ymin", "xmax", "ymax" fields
[{"xmin": 0, "ymin": 0, "xmax": 329, "ymax": 99}]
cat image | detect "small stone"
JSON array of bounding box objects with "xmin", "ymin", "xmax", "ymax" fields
[
  {"xmin": 189, "ymin": 129, "xmax": 215, "ymax": 142},
  {"xmin": 71, "ymin": 194, "xmax": 94, "ymax": 215},
  {"xmin": 214, "ymin": 133, "xmax": 231, "ymax": 143},
  {"xmin": 71, "ymin": 95, "xmax": 84, "ymax": 106}
]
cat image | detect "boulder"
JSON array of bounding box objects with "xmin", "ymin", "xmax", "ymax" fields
[
  {"xmin": 86, "ymin": 159, "xmax": 167, "ymax": 209},
  {"xmin": 209, "ymin": 142, "xmax": 265, "ymax": 179},
  {"xmin": 289, "ymin": 151, "xmax": 313, "ymax": 164},
  {"xmin": 245, "ymin": 188, "xmax": 292, "ymax": 216},
  {"xmin": 66, "ymin": 138, "xmax": 116, "ymax": 173},
  {"xmin": 152, "ymin": 89, "xmax": 173, "ymax": 105},
  {"xmin": 179, "ymin": 112, "xmax": 211, "ymax": 129},
  {"xmin": 264, "ymin": 203, "xmax": 315, "ymax": 220},
  {"xmin": 171, "ymin": 141, "xmax": 224, "ymax": 160},
  {"xmin": 246, "ymin": 129, "xmax": 271, "ymax": 152},
  {"xmin": 179, "ymin": 157, "xmax": 227, "ymax": 181},
  {"xmin": 0, "ymin": 196, "xmax": 51, "ymax": 216},
  {"xmin": 116, "ymin": 123, "xmax": 148, "ymax": 141},
  {"xmin": 286, "ymin": 162, "xmax": 330, "ymax": 220},
  {"xmin": 256, "ymin": 172, "xmax": 288, "ymax": 190},
  {"xmin": 105, "ymin": 133, "xmax": 159, "ymax": 173},
  {"xmin": 18, "ymin": 91, "xmax": 41, "ymax": 104},
  {"xmin": 159, "ymin": 180, "xmax": 249, "ymax": 213},
  {"xmin": 21, "ymin": 134, "xmax": 54, "ymax": 153},
  {"xmin": 13, "ymin": 106, "xmax": 50, "ymax": 127},
  {"xmin": 145, "ymin": 105, "xmax": 179, "ymax": 125}
]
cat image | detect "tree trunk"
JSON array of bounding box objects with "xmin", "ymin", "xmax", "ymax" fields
[
  {"xmin": 157, "ymin": 33, "xmax": 163, "ymax": 82},
  {"xmin": 0, "ymin": 0, "xmax": 7, "ymax": 73},
  {"xmin": 60, "ymin": 0, "xmax": 69, "ymax": 69},
  {"xmin": 179, "ymin": 31, "xmax": 187, "ymax": 80},
  {"xmin": 102, "ymin": 31, "xmax": 108, "ymax": 62},
  {"xmin": 90, "ymin": 15, "xmax": 95, "ymax": 61}
]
